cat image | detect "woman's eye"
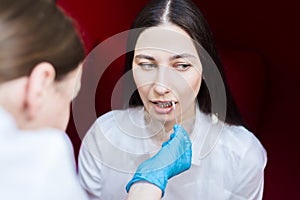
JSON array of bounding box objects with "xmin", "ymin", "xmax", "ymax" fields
[
  {"xmin": 138, "ymin": 63, "xmax": 156, "ymax": 69},
  {"xmin": 173, "ymin": 63, "xmax": 191, "ymax": 71}
]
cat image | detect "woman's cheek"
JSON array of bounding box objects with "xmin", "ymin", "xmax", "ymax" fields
[{"xmin": 179, "ymin": 74, "xmax": 201, "ymax": 98}]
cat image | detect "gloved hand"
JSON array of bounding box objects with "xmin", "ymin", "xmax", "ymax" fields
[{"xmin": 126, "ymin": 124, "xmax": 192, "ymax": 197}]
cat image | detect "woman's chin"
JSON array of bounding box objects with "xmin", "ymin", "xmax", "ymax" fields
[
  {"xmin": 145, "ymin": 105, "xmax": 176, "ymax": 126},
  {"xmin": 150, "ymin": 114, "xmax": 175, "ymax": 127}
]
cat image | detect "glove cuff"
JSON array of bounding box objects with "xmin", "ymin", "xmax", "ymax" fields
[{"xmin": 125, "ymin": 172, "xmax": 168, "ymax": 197}]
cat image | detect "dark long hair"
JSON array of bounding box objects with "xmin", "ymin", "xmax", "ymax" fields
[
  {"xmin": 124, "ymin": 0, "xmax": 243, "ymax": 125},
  {"xmin": 0, "ymin": 0, "xmax": 85, "ymax": 82}
]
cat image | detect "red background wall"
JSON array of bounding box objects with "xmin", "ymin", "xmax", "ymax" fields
[{"xmin": 57, "ymin": 0, "xmax": 300, "ymax": 199}]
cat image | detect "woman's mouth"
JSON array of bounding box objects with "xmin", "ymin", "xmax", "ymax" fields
[
  {"xmin": 155, "ymin": 101, "xmax": 172, "ymax": 108},
  {"xmin": 151, "ymin": 101, "xmax": 176, "ymax": 114}
]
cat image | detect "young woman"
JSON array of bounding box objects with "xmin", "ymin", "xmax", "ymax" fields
[
  {"xmin": 78, "ymin": 0, "xmax": 267, "ymax": 199},
  {"xmin": 0, "ymin": 0, "xmax": 191, "ymax": 199}
]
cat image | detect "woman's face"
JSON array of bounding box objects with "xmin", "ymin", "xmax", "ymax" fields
[{"xmin": 132, "ymin": 23, "xmax": 202, "ymax": 129}]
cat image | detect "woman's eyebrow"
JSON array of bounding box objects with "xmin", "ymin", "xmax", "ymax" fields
[
  {"xmin": 134, "ymin": 54, "xmax": 155, "ymax": 61},
  {"xmin": 170, "ymin": 53, "xmax": 197, "ymax": 60},
  {"xmin": 134, "ymin": 53, "xmax": 196, "ymax": 62}
]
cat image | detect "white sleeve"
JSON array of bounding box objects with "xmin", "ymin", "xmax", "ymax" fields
[
  {"xmin": 78, "ymin": 133, "xmax": 103, "ymax": 200},
  {"xmin": 39, "ymin": 132, "xmax": 89, "ymax": 200},
  {"xmin": 229, "ymin": 138, "xmax": 267, "ymax": 200}
]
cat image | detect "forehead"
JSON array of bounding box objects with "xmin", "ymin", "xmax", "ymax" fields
[{"xmin": 135, "ymin": 24, "xmax": 198, "ymax": 56}]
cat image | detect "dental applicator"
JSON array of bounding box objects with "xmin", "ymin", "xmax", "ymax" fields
[{"xmin": 172, "ymin": 101, "xmax": 178, "ymax": 124}]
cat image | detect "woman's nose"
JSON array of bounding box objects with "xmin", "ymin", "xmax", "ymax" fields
[
  {"xmin": 153, "ymin": 66, "xmax": 171, "ymax": 95},
  {"xmin": 153, "ymin": 83, "xmax": 170, "ymax": 95}
]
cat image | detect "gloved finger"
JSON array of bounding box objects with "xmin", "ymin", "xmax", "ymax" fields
[
  {"xmin": 171, "ymin": 125, "xmax": 192, "ymax": 153},
  {"xmin": 162, "ymin": 132, "xmax": 175, "ymax": 147},
  {"xmin": 173, "ymin": 124, "xmax": 179, "ymax": 131},
  {"xmin": 173, "ymin": 125, "xmax": 191, "ymax": 143},
  {"xmin": 162, "ymin": 128, "xmax": 177, "ymax": 147},
  {"xmin": 163, "ymin": 124, "xmax": 191, "ymax": 149},
  {"xmin": 162, "ymin": 140, "xmax": 168, "ymax": 147},
  {"xmin": 170, "ymin": 132, "xmax": 175, "ymax": 140}
]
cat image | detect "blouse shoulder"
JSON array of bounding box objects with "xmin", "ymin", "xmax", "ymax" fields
[
  {"xmin": 219, "ymin": 125, "xmax": 267, "ymax": 198},
  {"xmin": 80, "ymin": 107, "xmax": 154, "ymax": 173},
  {"xmin": 221, "ymin": 124, "xmax": 267, "ymax": 169},
  {"xmin": 85, "ymin": 108, "xmax": 136, "ymax": 137},
  {"xmin": 81, "ymin": 107, "xmax": 147, "ymax": 151},
  {"xmin": 85, "ymin": 107, "xmax": 145, "ymax": 136}
]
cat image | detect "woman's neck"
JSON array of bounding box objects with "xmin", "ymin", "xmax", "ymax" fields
[{"xmin": 150, "ymin": 102, "xmax": 197, "ymax": 146}]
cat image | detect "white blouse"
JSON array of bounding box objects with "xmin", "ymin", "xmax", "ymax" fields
[
  {"xmin": 78, "ymin": 106, "xmax": 267, "ymax": 200},
  {"xmin": 0, "ymin": 107, "xmax": 88, "ymax": 200}
]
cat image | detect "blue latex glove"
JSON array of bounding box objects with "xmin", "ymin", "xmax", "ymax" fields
[{"xmin": 126, "ymin": 124, "xmax": 192, "ymax": 197}]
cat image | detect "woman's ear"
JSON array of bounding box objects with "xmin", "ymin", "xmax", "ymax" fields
[{"xmin": 24, "ymin": 62, "xmax": 56, "ymax": 119}]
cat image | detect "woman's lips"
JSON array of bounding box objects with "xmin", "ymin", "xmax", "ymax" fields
[{"xmin": 151, "ymin": 101, "xmax": 176, "ymax": 114}]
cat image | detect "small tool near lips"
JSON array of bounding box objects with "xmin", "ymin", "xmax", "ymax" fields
[{"xmin": 172, "ymin": 101, "xmax": 178, "ymax": 124}]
